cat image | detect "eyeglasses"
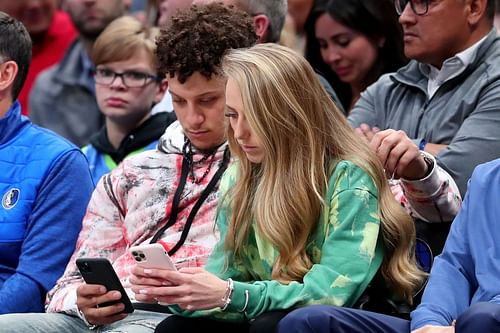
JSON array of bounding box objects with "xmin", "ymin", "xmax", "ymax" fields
[
  {"xmin": 94, "ymin": 68, "xmax": 160, "ymax": 88},
  {"xmin": 394, "ymin": 0, "xmax": 430, "ymax": 15}
]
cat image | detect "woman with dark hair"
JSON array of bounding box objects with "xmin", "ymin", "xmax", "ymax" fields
[{"xmin": 305, "ymin": 0, "xmax": 406, "ymax": 111}]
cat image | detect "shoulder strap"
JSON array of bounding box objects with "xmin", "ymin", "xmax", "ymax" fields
[{"xmin": 150, "ymin": 152, "xmax": 191, "ymax": 244}]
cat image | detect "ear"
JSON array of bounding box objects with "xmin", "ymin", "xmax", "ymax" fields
[
  {"xmin": 253, "ymin": 14, "xmax": 271, "ymax": 43},
  {"xmin": 0, "ymin": 61, "xmax": 18, "ymax": 100},
  {"xmin": 154, "ymin": 78, "xmax": 168, "ymax": 104},
  {"xmin": 466, "ymin": 0, "xmax": 487, "ymax": 25}
]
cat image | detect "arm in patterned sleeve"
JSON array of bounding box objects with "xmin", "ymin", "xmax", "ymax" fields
[
  {"xmin": 45, "ymin": 163, "xmax": 131, "ymax": 314},
  {"xmin": 392, "ymin": 152, "xmax": 462, "ymax": 223},
  {"xmin": 169, "ymin": 161, "xmax": 384, "ymax": 322}
]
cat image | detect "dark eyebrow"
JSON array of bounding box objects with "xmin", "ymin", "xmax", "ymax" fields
[
  {"xmin": 169, "ymin": 90, "xmax": 222, "ymax": 99},
  {"xmin": 197, "ymin": 91, "xmax": 220, "ymax": 97},
  {"xmin": 169, "ymin": 91, "xmax": 181, "ymax": 98}
]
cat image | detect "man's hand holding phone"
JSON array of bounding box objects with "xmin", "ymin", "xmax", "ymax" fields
[
  {"xmin": 76, "ymin": 284, "xmax": 128, "ymax": 326},
  {"xmin": 75, "ymin": 258, "xmax": 134, "ymax": 326}
]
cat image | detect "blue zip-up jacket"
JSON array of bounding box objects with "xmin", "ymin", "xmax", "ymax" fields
[
  {"xmin": 411, "ymin": 158, "xmax": 500, "ymax": 330},
  {"xmin": 0, "ymin": 101, "xmax": 94, "ymax": 313}
]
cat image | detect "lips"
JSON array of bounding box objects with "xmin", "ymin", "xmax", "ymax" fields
[
  {"xmin": 188, "ymin": 130, "xmax": 209, "ymax": 138},
  {"xmin": 106, "ymin": 97, "xmax": 127, "ymax": 107},
  {"xmin": 240, "ymin": 144, "xmax": 257, "ymax": 152},
  {"xmin": 333, "ymin": 66, "xmax": 352, "ymax": 78},
  {"xmin": 403, "ymin": 31, "xmax": 419, "ymax": 41}
]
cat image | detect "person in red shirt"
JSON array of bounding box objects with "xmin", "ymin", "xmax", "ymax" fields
[{"xmin": 0, "ymin": 0, "xmax": 77, "ymax": 115}]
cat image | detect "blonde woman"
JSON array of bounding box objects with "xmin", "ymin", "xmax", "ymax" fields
[{"xmin": 130, "ymin": 43, "xmax": 424, "ymax": 333}]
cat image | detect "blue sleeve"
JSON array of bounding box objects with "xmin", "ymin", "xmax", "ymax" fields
[
  {"xmin": 410, "ymin": 161, "xmax": 500, "ymax": 330},
  {"xmin": 0, "ymin": 149, "xmax": 94, "ymax": 313}
]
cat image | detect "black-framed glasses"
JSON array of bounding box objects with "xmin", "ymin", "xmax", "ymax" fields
[
  {"xmin": 394, "ymin": 0, "xmax": 430, "ymax": 15},
  {"xmin": 94, "ymin": 68, "xmax": 160, "ymax": 88}
]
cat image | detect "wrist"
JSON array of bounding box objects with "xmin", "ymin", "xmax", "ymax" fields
[
  {"xmin": 220, "ymin": 278, "xmax": 234, "ymax": 311},
  {"xmin": 76, "ymin": 306, "xmax": 99, "ymax": 330},
  {"xmin": 403, "ymin": 152, "xmax": 434, "ymax": 181},
  {"xmin": 419, "ymin": 151, "xmax": 434, "ymax": 179}
]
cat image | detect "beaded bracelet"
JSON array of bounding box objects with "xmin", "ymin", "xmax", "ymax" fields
[{"xmin": 221, "ymin": 278, "xmax": 234, "ymax": 311}]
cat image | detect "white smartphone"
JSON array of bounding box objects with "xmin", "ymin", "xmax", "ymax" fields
[{"xmin": 129, "ymin": 243, "xmax": 177, "ymax": 271}]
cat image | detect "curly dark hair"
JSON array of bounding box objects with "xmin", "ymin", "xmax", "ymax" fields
[{"xmin": 156, "ymin": 3, "xmax": 257, "ymax": 83}]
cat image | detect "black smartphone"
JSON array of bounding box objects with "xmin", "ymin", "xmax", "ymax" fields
[{"xmin": 76, "ymin": 258, "xmax": 134, "ymax": 313}]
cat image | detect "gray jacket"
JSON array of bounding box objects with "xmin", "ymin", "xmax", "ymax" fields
[
  {"xmin": 349, "ymin": 29, "xmax": 500, "ymax": 196},
  {"xmin": 29, "ymin": 39, "xmax": 103, "ymax": 147}
]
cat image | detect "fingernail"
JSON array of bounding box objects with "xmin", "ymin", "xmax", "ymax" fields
[
  {"xmin": 139, "ymin": 289, "xmax": 148, "ymax": 294},
  {"xmin": 113, "ymin": 291, "xmax": 122, "ymax": 298},
  {"xmin": 144, "ymin": 269, "xmax": 152, "ymax": 275},
  {"xmin": 162, "ymin": 281, "xmax": 170, "ymax": 286}
]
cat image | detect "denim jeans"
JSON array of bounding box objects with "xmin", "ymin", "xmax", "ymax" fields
[{"xmin": 0, "ymin": 310, "xmax": 167, "ymax": 333}]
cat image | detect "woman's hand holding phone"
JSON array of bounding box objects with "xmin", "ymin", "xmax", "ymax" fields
[{"xmin": 129, "ymin": 266, "xmax": 228, "ymax": 311}]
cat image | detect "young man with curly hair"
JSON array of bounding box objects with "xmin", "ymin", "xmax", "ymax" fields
[{"xmin": 0, "ymin": 3, "xmax": 257, "ymax": 333}]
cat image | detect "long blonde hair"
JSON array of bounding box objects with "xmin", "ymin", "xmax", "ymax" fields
[{"xmin": 222, "ymin": 43, "xmax": 425, "ymax": 302}]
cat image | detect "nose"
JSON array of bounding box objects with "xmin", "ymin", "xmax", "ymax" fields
[
  {"xmin": 398, "ymin": 2, "xmax": 416, "ymax": 25},
  {"xmin": 322, "ymin": 44, "xmax": 342, "ymax": 65},
  {"xmin": 185, "ymin": 104, "xmax": 205, "ymax": 128},
  {"xmin": 232, "ymin": 116, "xmax": 250, "ymax": 141},
  {"xmin": 109, "ymin": 74, "xmax": 127, "ymax": 89}
]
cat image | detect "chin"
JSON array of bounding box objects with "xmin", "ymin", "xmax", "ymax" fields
[
  {"xmin": 191, "ymin": 139, "xmax": 221, "ymax": 152},
  {"xmin": 403, "ymin": 47, "xmax": 426, "ymax": 61},
  {"xmin": 245, "ymin": 155, "xmax": 263, "ymax": 164}
]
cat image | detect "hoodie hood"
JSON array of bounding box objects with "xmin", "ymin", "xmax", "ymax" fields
[
  {"xmin": 158, "ymin": 120, "xmax": 228, "ymax": 157},
  {"xmin": 90, "ymin": 112, "xmax": 176, "ymax": 164}
]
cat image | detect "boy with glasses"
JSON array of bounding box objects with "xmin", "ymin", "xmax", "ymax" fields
[
  {"xmin": 29, "ymin": 0, "xmax": 129, "ymax": 147},
  {"xmin": 82, "ymin": 15, "xmax": 175, "ymax": 185}
]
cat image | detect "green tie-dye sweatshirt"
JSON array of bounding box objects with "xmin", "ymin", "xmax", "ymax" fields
[{"xmin": 170, "ymin": 160, "xmax": 384, "ymax": 322}]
